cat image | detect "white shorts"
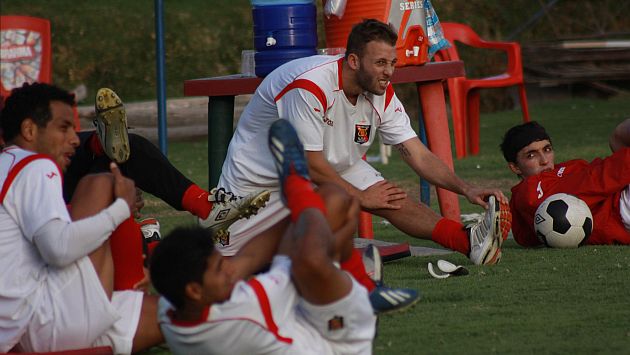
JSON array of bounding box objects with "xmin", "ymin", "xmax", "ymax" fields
[
  {"xmin": 18, "ymin": 257, "xmax": 143, "ymax": 354},
  {"xmin": 217, "ymin": 160, "xmax": 384, "ymax": 256},
  {"xmin": 298, "ymin": 277, "xmax": 376, "ymax": 354},
  {"xmin": 263, "ymin": 256, "xmax": 375, "ymax": 354},
  {"xmin": 620, "ymin": 185, "xmax": 630, "ymax": 231}
]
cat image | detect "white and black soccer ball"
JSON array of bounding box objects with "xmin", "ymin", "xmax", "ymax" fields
[{"xmin": 534, "ymin": 193, "xmax": 593, "ymax": 248}]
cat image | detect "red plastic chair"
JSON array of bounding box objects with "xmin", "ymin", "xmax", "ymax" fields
[{"xmin": 435, "ymin": 22, "xmax": 530, "ymax": 158}]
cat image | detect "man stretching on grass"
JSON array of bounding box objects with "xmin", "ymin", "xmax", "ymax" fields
[
  {"xmin": 500, "ymin": 120, "xmax": 630, "ymax": 246},
  {"xmin": 150, "ymin": 119, "xmax": 376, "ymax": 354},
  {"xmin": 216, "ymin": 19, "xmax": 512, "ymax": 312}
]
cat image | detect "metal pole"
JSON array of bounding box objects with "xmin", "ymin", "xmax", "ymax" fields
[
  {"xmin": 417, "ymin": 103, "xmax": 431, "ymax": 206},
  {"xmin": 155, "ymin": 0, "xmax": 168, "ymax": 154}
]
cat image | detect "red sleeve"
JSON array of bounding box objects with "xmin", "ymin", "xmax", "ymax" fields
[
  {"xmin": 553, "ymin": 148, "xmax": 630, "ymax": 199},
  {"xmin": 509, "ymin": 182, "xmax": 543, "ymax": 247}
]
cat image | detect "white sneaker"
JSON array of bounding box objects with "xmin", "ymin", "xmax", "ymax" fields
[
  {"xmin": 468, "ymin": 196, "xmax": 511, "ymax": 265},
  {"xmin": 199, "ymin": 188, "xmax": 270, "ymax": 245},
  {"xmin": 139, "ymin": 217, "xmax": 161, "ymax": 243},
  {"xmin": 362, "ymin": 244, "xmax": 383, "ymax": 286}
]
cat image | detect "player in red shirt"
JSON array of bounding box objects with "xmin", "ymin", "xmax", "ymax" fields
[{"xmin": 500, "ymin": 120, "xmax": 630, "ymax": 247}]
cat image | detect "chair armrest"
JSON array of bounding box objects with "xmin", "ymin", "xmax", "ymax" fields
[{"xmin": 474, "ymin": 40, "xmax": 522, "ymax": 73}]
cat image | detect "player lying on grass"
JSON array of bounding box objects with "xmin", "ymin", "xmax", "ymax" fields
[
  {"xmin": 215, "ymin": 19, "xmax": 512, "ymax": 313},
  {"xmin": 0, "ymin": 83, "xmax": 163, "ymax": 353},
  {"xmin": 150, "ymin": 119, "xmax": 379, "ymax": 354},
  {"xmin": 500, "ymin": 120, "xmax": 630, "ymax": 246}
]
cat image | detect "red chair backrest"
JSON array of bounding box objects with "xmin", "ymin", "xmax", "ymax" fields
[
  {"xmin": 0, "ymin": 16, "xmax": 52, "ymax": 97},
  {"xmin": 435, "ymin": 22, "xmax": 486, "ymax": 62}
]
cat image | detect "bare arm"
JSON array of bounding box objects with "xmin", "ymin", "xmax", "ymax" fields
[
  {"xmin": 609, "ymin": 118, "xmax": 630, "ymax": 152},
  {"xmin": 223, "ymin": 218, "xmax": 290, "ymax": 280},
  {"xmin": 306, "ymin": 150, "xmax": 407, "ymax": 210},
  {"xmin": 394, "ymin": 137, "xmax": 507, "ymax": 207}
]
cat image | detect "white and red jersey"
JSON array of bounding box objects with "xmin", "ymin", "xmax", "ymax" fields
[
  {"xmin": 0, "ymin": 147, "xmax": 68, "ymax": 351},
  {"xmin": 159, "ymin": 256, "xmax": 372, "ymax": 355},
  {"xmin": 219, "ymin": 54, "xmax": 417, "ymax": 195},
  {"xmin": 510, "ymin": 147, "xmax": 630, "ymax": 247}
]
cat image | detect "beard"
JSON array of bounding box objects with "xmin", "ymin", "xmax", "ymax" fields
[{"xmin": 356, "ymin": 66, "xmax": 386, "ymax": 96}]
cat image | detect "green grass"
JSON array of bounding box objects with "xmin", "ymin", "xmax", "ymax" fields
[{"xmin": 137, "ymin": 95, "xmax": 630, "ymax": 354}]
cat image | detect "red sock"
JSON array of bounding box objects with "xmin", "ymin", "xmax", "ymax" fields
[
  {"xmin": 87, "ymin": 132, "xmax": 104, "ymax": 156},
  {"xmin": 431, "ymin": 218, "xmax": 470, "ymax": 255},
  {"xmin": 110, "ymin": 217, "xmax": 145, "ymax": 290},
  {"xmin": 341, "ymin": 248, "xmax": 376, "ymax": 292},
  {"xmin": 181, "ymin": 184, "xmax": 212, "ymax": 219},
  {"xmin": 284, "ymin": 174, "xmax": 326, "ymax": 222}
]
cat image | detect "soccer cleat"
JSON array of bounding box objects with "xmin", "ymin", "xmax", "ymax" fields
[
  {"xmin": 467, "ymin": 196, "xmax": 512, "ymax": 265},
  {"xmin": 139, "ymin": 217, "xmax": 161, "ymax": 267},
  {"xmin": 369, "ymin": 286, "xmax": 421, "ymax": 315},
  {"xmin": 267, "ymin": 119, "xmax": 310, "ymax": 202},
  {"xmin": 94, "ymin": 87, "xmax": 130, "ymax": 163},
  {"xmin": 498, "ymin": 199, "xmax": 512, "ymax": 243},
  {"xmin": 139, "ymin": 217, "xmax": 162, "ymax": 243},
  {"xmin": 199, "ymin": 188, "xmax": 270, "ymax": 245},
  {"xmin": 362, "ymin": 244, "xmax": 383, "ymax": 287}
]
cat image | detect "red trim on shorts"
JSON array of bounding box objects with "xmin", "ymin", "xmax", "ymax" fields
[
  {"xmin": 1, "ymin": 153, "xmax": 54, "ymax": 203},
  {"xmin": 248, "ymin": 278, "xmax": 293, "ymax": 344},
  {"xmin": 274, "ymin": 79, "xmax": 328, "ymax": 116}
]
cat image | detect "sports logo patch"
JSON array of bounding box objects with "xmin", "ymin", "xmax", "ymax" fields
[
  {"xmin": 327, "ymin": 315, "xmax": 344, "ymax": 331},
  {"xmin": 534, "ymin": 213, "xmax": 546, "ymax": 225},
  {"xmin": 354, "ymin": 124, "xmax": 371, "ymax": 144},
  {"xmin": 214, "ymin": 208, "xmax": 230, "ymax": 221},
  {"xmin": 212, "ymin": 233, "xmax": 230, "ymax": 246}
]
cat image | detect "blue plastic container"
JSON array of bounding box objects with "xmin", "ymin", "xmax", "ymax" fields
[
  {"xmin": 254, "ymin": 48, "xmax": 317, "ymax": 77},
  {"xmin": 252, "ymin": 3, "xmax": 317, "ymax": 77}
]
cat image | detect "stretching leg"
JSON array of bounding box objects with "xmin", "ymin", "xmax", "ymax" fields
[{"xmin": 66, "ymin": 131, "xmax": 193, "ymax": 209}]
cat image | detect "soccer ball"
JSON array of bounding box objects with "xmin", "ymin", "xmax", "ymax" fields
[{"xmin": 534, "ymin": 193, "xmax": 593, "ymax": 248}]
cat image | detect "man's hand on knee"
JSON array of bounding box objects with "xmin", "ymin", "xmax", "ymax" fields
[
  {"xmin": 361, "ymin": 180, "xmax": 406, "ymax": 210},
  {"xmin": 110, "ymin": 162, "xmax": 137, "ymax": 214}
]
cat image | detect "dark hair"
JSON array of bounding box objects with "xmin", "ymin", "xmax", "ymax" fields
[
  {"xmin": 149, "ymin": 226, "xmax": 215, "ymax": 309},
  {"xmin": 500, "ymin": 121, "xmax": 552, "ymax": 163},
  {"xmin": 345, "ymin": 19, "xmax": 397, "ymax": 59},
  {"xmin": 0, "ymin": 82, "xmax": 75, "ymax": 143}
]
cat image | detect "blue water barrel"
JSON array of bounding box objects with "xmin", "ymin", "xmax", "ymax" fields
[
  {"xmin": 252, "ymin": 3, "xmax": 317, "ymax": 77},
  {"xmin": 254, "ymin": 48, "xmax": 317, "ymax": 77}
]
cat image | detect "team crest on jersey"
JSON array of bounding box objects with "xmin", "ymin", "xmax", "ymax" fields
[
  {"xmin": 327, "ymin": 315, "xmax": 344, "ymax": 331},
  {"xmin": 354, "ymin": 124, "xmax": 371, "ymax": 144}
]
